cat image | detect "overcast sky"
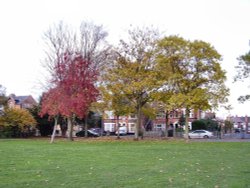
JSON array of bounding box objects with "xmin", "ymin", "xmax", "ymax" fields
[{"xmin": 0, "ymin": 0, "xmax": 249, "ymax": 118}]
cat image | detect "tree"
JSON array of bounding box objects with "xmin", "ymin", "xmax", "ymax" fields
[
  {"xmin": 41, "ymin": 21, "xmax": 109, "ymax": 141},
  {"xmin": 234, "ymin": 48, "xmax": 250, "ymax": 102},
  {"xmin": 41, "ymin": 54, "xmax": 99, "ymax": 141},
  {"xmin": 192, "ymin": 120, "xmax": 206, "ymax": 130},
  {"xmin": 157, "ymin": 36, "xmax": 229, "ymax": 139},
  {"xmin": 224, "ymin": 120, "xmax": 233, "ymax": 133},
  {"xmin": 28, "ymin": 103, "xmax": 54, "ymax": 137},
  {"xmin": 0, "ymin": 85, "xmax": 7, "ymax": 108},
  {"xmin": 103, "ymin": 27, "xmax": 162, "ymax": 140},
  {"xmin": 102, "ymin": 87, "xmax": 132, "ymax": 139},
  {"xmin": 40, "ymin": 87, "xmax": 62, "ymax": 142},
  {"xmin": 0, "ymin": 108, "xmax": 36, "ymax": 137},
  {"xmin": 192, "ymin": 119, "xmax": 218, "ymax": 131},
  {"xmin": 43, "ymin": 21, "xmax": 111, "ymax": 85},
  {"xmin": 179, "ymin": 114, "xmax": 185, "ymax": 127},
  {"xmin": 151, "ymin": 93, "xmax": 175, "ymax": 137}
]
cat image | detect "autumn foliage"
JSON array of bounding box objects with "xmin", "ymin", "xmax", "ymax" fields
[
  {"xmin": 0, "ymin": 108, "xmax": 36, "ymax": 129},
  {"xmin": 40, "ymin": 52, "xmax": 98, "ymax": 120}
]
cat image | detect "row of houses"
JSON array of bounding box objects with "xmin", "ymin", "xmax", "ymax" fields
[
  {"xmin": 103, "ymin": 109, "xmax": 216, "ymax": 133},
  {"xmin": 3, "ymin": 93, "xmax": 250, "ymax": 135},
  {"xmin": 227, "ymin": 115, "xmax": 250, "ymax": 133}
]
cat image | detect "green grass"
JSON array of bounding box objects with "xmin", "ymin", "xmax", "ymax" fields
[{"xmin": 0, "ymin": 139, "xmax": 250, "ymax": 188}]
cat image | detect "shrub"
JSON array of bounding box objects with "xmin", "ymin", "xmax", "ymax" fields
[{"xmin": 0, "ymin": 108, "xmax": 36, "ymax": 138}]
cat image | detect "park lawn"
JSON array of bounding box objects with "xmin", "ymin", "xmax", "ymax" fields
[{"xmin": 0, "ymin": 139, "xmax": 249, "ymax": 188}]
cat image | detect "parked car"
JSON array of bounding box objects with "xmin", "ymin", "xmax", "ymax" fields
[
  {"xmin": 234, "ymin": 128, "xmax": 241, "ymax": 133},
  {"xmin": 188, "ymin": 130, "xmax": 213, "ymax": 139},
  {"xmin": 76, "ymin": 128, "xmax": 105, "ymax": 137},
  {"xmin": 115, "ymin": 126, "xmax": 127, "ymax": 135}
]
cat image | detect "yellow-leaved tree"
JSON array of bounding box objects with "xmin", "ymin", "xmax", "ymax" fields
[
  {"xmin": 0, "ymin": 108, "xmax": 36, "ymax": 137},
  {"xmin": 157, "ymin": 36, "xmax": 229, "ymax": 139},
  {"xmin": 102, "ymin": 27, "xmax": 163, "ymax": 140}
]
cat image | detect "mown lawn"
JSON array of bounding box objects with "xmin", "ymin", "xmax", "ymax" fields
[{"xmin": 0, "ymin": 139, "xmax": 249, "ymax": 188}]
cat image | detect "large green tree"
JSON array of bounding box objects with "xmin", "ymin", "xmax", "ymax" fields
[
  {"xmin": 157, "ymin": 36, "xmax": 229, "ymax": 139},
  {"xmin": 235, "ymin": 48, "xmax": 250, "ymax": 102}
]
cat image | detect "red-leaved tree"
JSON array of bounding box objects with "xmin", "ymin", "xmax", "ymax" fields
[
  {"xmin": 41, "ymin": 52, "xmax": 98, "ymax": 141},
  {"xmin": 40, "ymin": 87, "xmax": 62, "ymax": 143}
]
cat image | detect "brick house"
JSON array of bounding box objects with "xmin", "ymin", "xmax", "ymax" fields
[
  {"xmin": 8, "ymin": 94, "xmax": 37, "ymax": 109},
  {"xmin": 103, "ymin": 109, "xmax": 215, "ymax": 134},
  {"xmin": 103, "ymin": 111, "xmax": 137, "ymax": 133},
  {"xmin": 227, "ymin": 115, "xmax": 250, "ymax": 133}
]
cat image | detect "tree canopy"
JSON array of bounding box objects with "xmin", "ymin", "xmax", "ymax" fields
[
  {"xmin": 41, "ymin": 53, "xmax": 99, "ymax": 140},
  {"xmin": 0, "ymin": 108, "xmax": 36, "ymax": 130},
  {"xmin": 102, "ymin": 27, "xmax": 163, "ymax": 140},
  {"xmin": 235, "ymin": 48, "xmax": 250, "ymax": 102},
  {"xmin": 41, "ymin": 21, "xmax": 105, "ymax": 141},
  {"xmin": 156, "ymin": 36, "xmax": 229, "ymax": 138},
  {"xmin": 0, "ymin": 85, "xmax": 7, "ymax": 107}
]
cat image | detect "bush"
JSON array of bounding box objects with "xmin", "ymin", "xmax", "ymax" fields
[
  {"xmin": 192, "ymin": 119, "xmax": 218, "ymax": 131},
  {"xmin": 192, "ymin": 120, "xmax": 206, "ymax": 130},
  {"xmin": 0, "ymin": 108, "xmax": 36, "ymax": 138},
  {"xmin": 0, "ymin": 125, "xmax": 35, "ymax": 138}
]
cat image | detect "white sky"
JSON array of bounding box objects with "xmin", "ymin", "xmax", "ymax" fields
[{"xmin": 0, "ymin": 0, "xmax": 250, "ymax": 118}]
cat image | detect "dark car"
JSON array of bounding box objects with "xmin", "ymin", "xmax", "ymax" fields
[
  {"xmin": 234, "ymin": 128, "xmax": 241, "ymax": 133},
  {"xmin": 75, "ymin": 128, "xmax": 105, "ymax": 137}
]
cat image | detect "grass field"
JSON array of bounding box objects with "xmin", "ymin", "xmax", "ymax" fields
[{"xmin": 0, "ymin": 138, "xmax": 250, "ymax": 188}]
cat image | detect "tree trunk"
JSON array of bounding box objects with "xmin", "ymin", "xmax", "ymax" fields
[
  {"xmin": 134, "ymin": 104, "xmax": 142, "ymax": 141},
  {"xmin": 116, "ymin": 115, "xmax": 120, "ymax": 139},
  {"xmin": 67, "ymin": 117, "xmax": 74, "ymax": 141},
  {"xmin": 50, "ymin": 116, "xmax": 58, "ymax": 143},
  {"xmin": 100, "ymin": 111, "xmax": 104, "ymax": 136},
  {"xmin": 165, "ymin": 110, "xmax": 169, "ymax": 138},
  {"xmin": 84, "ymin": 116, "xmax": 88, "ymax": 138},
  {"xmin": 184, "ymin": 108, "xmax": 190, "ymax": 140}
]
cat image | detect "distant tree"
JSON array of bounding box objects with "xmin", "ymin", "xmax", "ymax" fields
[
  {"xmin": 157, "ymin": 36, "xmax": 229, "ymax": 139},
  {"xmin": 104, "ymin": 91, "xmax": 131, "ymax": 139},
  {"xmin": 224, "ymin": 120, "xmax": 233, "ymax": 133},
  {"xmin": 152, "ymin": 92, "xmax": 175, "ymax": 137},
  {"xmin": 234, "ymin": 47, "xmax": 250, "ymax": 102},
  {"xmin": 192, "ymin": 119, "xmax": 218, "ymax": 131},
  {"xmin": 0, "ymin": 85, "xmax": 7, "ymax": 107},
  {"xmin": 0, "ymin": 108, "xmax": 36, "ymax": 137},
  {"xmin": 0, "ymin": 84, "xmax": 6, "ymax": 95},
  {"xmin": 192, "ymin": 120, "xmax": 206, "ymax": 130},
  {"xmin": 28, "ymin": 101, "xmax": 53, "ymax": 137},
  {"xmin": 179, "ymin": 114, "xmax": 185, "ymax": 127}
]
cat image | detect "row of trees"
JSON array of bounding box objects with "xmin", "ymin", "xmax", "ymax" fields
[{"xmin": 40, "ymin": 21, "xmax": 229, "ymax": 141}]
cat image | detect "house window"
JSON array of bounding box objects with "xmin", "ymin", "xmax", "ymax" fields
[
  {"xmin": 104, "ymin": 123, "xmax": 115, "ymax": 132},
  {"xmin": 156, "ymin": 124, "xmax": 163, "ymax": 131},
  {"xmin": 157, "ymin": 111, "xmax": 165, "ymax": 119},
  {"xmin": 129, "ymin": 123, "xmax": 135, "ymax": 132},
  {"xmin": 130, "ymin": 114, "xmax": 136, "ymax": 119},
  {"xmin": 175, "ymin": 112, "xmax": 179, "ymax": 118}
]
